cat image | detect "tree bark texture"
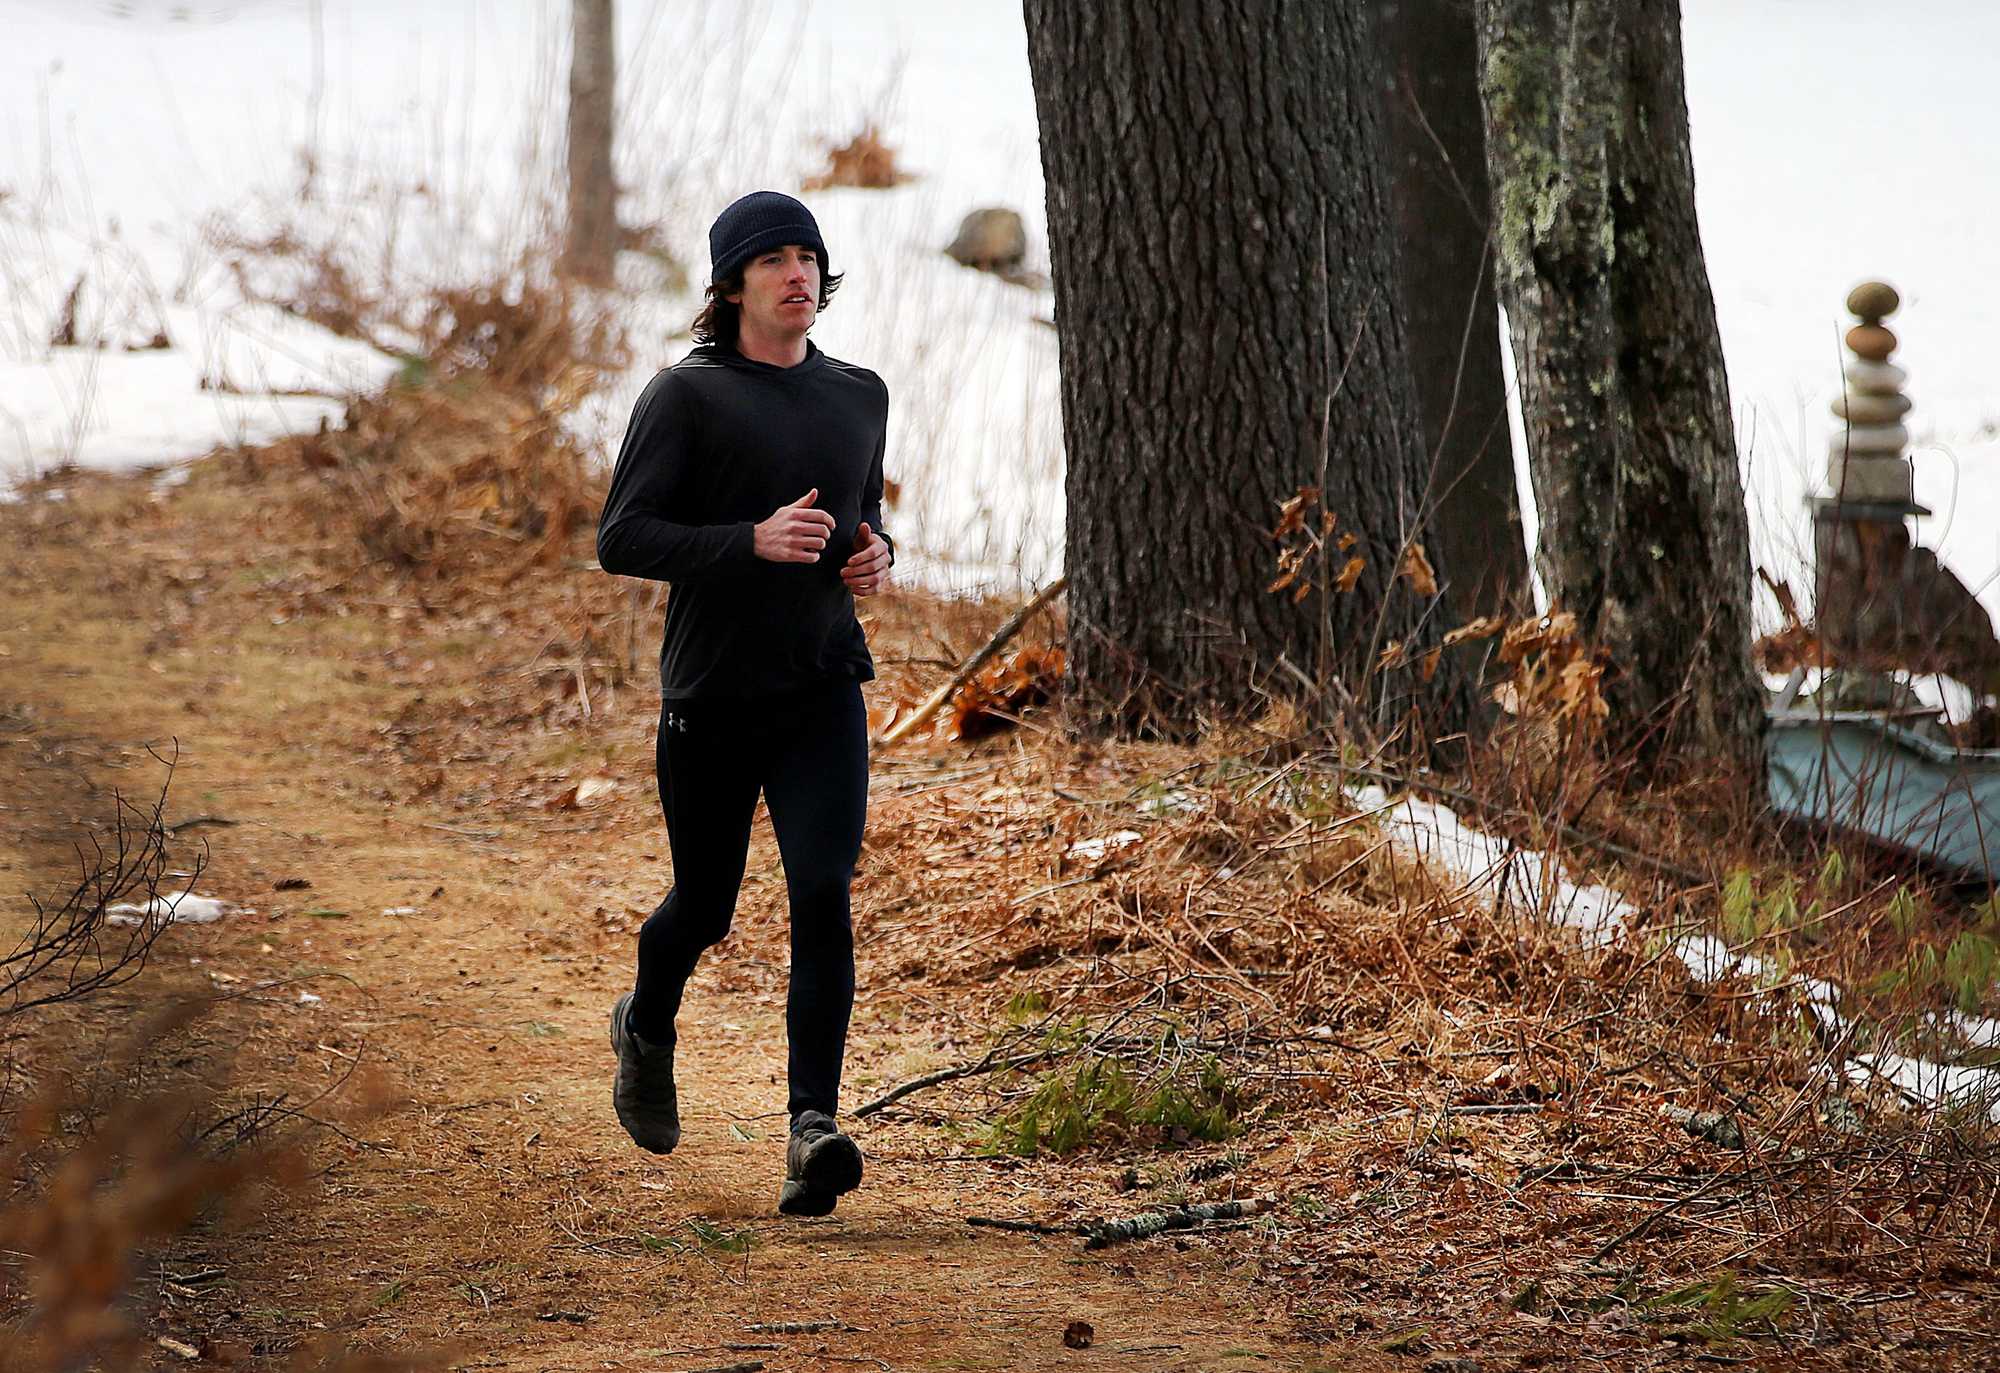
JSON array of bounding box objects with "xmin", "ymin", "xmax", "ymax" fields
[
  {"xmin": 565, "ymin": 0, "xmax": 618, "ymax": 285},
  {"xmin": 1375, "ymin": 0, "xmax": 1529, "ymax": 619},
  {"xmin": 1024, "ymin": 1, "xmax": 1468, "ymax": 736},
  {"xmin": 1474, "ymin": 0, "xmax": 1765, "ymax": 769}
]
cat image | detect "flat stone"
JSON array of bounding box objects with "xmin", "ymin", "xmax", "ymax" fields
[
  {"xmin": 1844, "ymin": 359, "xmax": 1908, "ymax": 395},
  {"xmin": 1827, "ymin": 422, "xmax": 1910, "ymax": 456},
  {"xmin": 1807, "ymin": 493, "xmax": 1930, "ymax": 519},
  {"xmin": 1827, "ymin": 453, "xmax": 1914, "ymax": 503},
  {"xmin": 1831, "ymin": 391, "xmax": 1912, "ymax": 423},
  {"xmin": 1846, "ymin": 279, "xmax": 1900, "ymax": 322}
]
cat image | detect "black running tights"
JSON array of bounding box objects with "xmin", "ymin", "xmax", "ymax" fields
[{"xmin": 628, "ymin": 679, "xmax": 867, "ymax": 1122}]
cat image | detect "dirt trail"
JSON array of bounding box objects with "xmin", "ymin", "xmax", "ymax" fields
[{"xmin": 0, "ymin": 471, "xmax": 1373, "ymax": 1373}]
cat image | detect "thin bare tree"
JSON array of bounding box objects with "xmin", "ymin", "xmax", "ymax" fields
[{"xmin": 564, "ymin": 0, "xmax": 619, "ymax": 285}]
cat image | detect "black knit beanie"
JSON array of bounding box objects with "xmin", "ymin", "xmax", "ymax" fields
[{"xmin": 708, "ymin": 191, "xmax": 829, "ymax": 285}]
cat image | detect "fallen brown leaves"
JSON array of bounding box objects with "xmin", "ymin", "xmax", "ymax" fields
[{"xmin": 944, "ymin": 645, "xmax": 1066, "ymax": 741}]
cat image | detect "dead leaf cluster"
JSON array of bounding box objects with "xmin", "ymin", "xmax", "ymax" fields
[
  {"xmin": 801, "ymin": 124, "xmax": 910, "ymax": 192},
  {"xmin": 943, "ymin": 645, "xmax": 1066, "ymax": 741}
]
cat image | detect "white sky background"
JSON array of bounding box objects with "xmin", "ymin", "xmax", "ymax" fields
[{"xmin": 2, "ymin": 0, "xmax": 1997, "ymax": 607}]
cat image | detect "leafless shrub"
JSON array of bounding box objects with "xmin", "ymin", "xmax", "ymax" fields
[
  {"xmin": 2, "ymin": 757, "xmax": 195, "ymax": 1020},
  {"xmin": 416, "ymin": 277, "xmax": 626, "ymax": 395}
]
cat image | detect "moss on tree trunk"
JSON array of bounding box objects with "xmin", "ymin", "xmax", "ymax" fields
[{"xmin": 1476, "ymin": 0, "xmax": 1766, "ymax": 772}]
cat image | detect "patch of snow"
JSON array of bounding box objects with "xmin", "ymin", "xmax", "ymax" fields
[
  {"xmin": 1353, "ymin": 784, "xmax": 2000, "ymax": 1122},
  {"xmin": 104, "ymin": 891, "xmax": 233, "ymax": 926},
  {"xmin": 1900, "ymin": 671, "xmax": 1985, "ymax": 725},
  {"xmin": 1849, "ymin": 1052, "xmax": 2000, "ymax": 1115},
  {"xmin": 1947, "ymin": 1009, "xmax": 2000, "ymax": 1051},
  {"xmin": 1067, "ymin": 831, "xmax": 1142, "ymax": 863}
]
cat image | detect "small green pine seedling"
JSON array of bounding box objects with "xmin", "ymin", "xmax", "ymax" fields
[
  {"xmin": 1721, "ymin": 869, "xmax": 1758, "ymax": 945},
  {"xmin": 1886, "ymin": 885, "xmax": 1920, "ymax": 936},
  {"xmin": 1004, "ymin": 987, "xmax": 1050, "ymax": 1022}
]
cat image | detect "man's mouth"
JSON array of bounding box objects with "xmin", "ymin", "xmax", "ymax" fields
[{"xmin": 782, "ymin": 294, "xmax": 812, "ymax": 305}]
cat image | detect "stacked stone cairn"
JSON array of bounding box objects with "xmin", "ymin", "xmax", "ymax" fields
[
  {"xmin": 1823, "ymin": 279, "xmax": 1923, "ymax": 514},
  {"xmin": 1804, "ymin": 279, "xmax": 2000, "ymax": 691}
]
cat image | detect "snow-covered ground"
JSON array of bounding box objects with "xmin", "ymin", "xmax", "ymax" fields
[{"xmin": 4, "ymin": 0, "xmax": 1998, "ymax": 605}]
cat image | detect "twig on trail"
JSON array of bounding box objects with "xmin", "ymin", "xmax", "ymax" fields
[
  {"xmin": 857, "ymin": 979, "xmax": 1181, "ymax": 1120},
  {"xmin": 1082, "ymin": 1198, "xmax": 1271, "ymax": 1250},
  {"xmin": 670, "ymin": 1363, "xmax": 763, "ymax": 1373},
  {"xmin": 875, "ymin": 575, "xmax": 1066, "ymax": 747},
  {"xmin": 851, "ymin": 1047, "xmax": 1058, "ymax": 1119},
  {"xmin": 165, "ymin": 814, "xmax": 237, "ymax": 833},
  {"xmin": 965, "ymin": 1215, "xmax": 1081, "ymax": 1236}
]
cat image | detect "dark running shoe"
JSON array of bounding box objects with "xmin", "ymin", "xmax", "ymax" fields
[
  {"xmin": 609, "ymin": 991, "xmax": 680, "ymax": 1154},
  {"xmin": 778, "ymin": 1109, "xmax": 863, "ymax": 1217}
]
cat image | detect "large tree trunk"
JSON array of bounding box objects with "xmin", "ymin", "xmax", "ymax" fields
[
  {"xmin": 1375, "ymin": 0, "xmax": 1529, "ymax": 619},
  {"xmin": 564, "ymin": 0, "xmax": 618, "ymax": 286},
  {"xmin": 1024, "ymin": 1, "xmax": 1470, "ymax": 739},
  {"xmin": 1475, "ymin": 0, "xmax": 1765, "ymax": 771}
]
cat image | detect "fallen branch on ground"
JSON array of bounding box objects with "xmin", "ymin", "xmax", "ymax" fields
[
  {"xmin": 1083, "ymin": 1198, "xmax": 1270, "ymax": 1250},
  {"xmin": 742, "ymin": 1320, "xmax": 857, "ymax": 1335},
  {"xmin": 875, "ymin": 575, "xmax": 1066, "ymax": 747},
  {"xmin": 165, "ymin": 813, "xmax": 237, "ymax": 833}
]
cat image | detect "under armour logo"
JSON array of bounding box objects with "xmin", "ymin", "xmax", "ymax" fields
[{"xmin": 664, "ymin": 711, "xmax": 691, "ymax": 735}]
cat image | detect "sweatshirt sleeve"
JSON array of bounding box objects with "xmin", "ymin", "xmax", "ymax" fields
[
  {"xmin": 865, "ymin": 378, "xmax": 895, "ymax": 568},
  {"xmin": 596, "ymin": 371, "xmax": 758, "ymax": 582}
]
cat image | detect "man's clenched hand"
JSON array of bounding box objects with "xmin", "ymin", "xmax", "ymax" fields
[
  {"xmin": 754, "ymin": 488, "xmax": 837, "ymax": 563},
  {"xmin": 842, "ymin": 521, "xmax": 891, "ymax": 597}
]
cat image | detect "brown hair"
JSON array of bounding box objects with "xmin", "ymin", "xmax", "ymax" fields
[{"xmin": 690, "ymin": 258, "xmax": 845, "ymax": 349}]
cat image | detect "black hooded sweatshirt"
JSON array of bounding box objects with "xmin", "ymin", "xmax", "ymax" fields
[{"xmin": 595, "ymin": 341, "xmax": 894, "ymax": 700}]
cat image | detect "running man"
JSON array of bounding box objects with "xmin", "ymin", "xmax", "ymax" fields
[{"xmin": 596, "ymin": 190, "xmax": 894, "ymax": 1216}]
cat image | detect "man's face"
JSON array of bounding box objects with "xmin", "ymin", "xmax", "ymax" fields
[{"xmin": 727, "ymin": 244, "xmax": 820, "ymax": 337}]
